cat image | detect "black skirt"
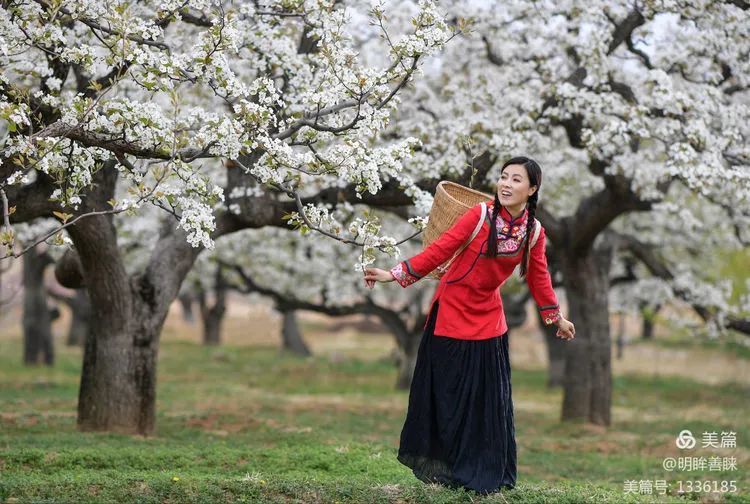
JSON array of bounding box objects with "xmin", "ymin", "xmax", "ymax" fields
[{"xmin": 397, "ymin": 300, "xmax": 517, "ymax": 494}]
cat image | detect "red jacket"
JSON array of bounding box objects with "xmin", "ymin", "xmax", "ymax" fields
[{"xmin": 390, "ymin": 201, "xmax": 562, "ymax": 339}]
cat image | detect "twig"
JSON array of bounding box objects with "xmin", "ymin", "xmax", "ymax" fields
[
  {"xmin": 232, "ymin": 157, "xmax": 422, "ymax": 251},
  {"xmin": 1, "ymin": 189, "xmax": 10, "ymax": 233}
]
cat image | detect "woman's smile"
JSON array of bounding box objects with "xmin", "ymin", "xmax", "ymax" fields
[{"xmin": 499, "ymin": 187, "xmax": 520, "ymax": 207}]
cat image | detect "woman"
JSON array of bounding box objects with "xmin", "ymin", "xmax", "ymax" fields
[{"xmin": 363, "ymin": 156, "xmax": 575, "ymax": 494}]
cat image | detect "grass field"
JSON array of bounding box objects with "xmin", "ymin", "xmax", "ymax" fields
[{"xmin": 0, "ymin": 302, "xmax": 748, "ymax": 503}]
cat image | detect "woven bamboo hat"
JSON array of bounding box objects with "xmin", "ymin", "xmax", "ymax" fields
[{"xmin": 422, "ymin": 182, "xmax": 494, "ymax": 279}]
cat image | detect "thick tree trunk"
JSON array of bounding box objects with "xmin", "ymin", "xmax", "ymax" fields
[
  {"xmin": 559, "ymin": 245, "xmax": 613, "ymax": 426},
  {"xmin": 279, "ymin": 306, "xmax": 311, "ymax": 356},
  {"xmin": 63, "ymin": 166, "xmax": 183, "ymax": 435},
  {"xmin": 66, "ymin": 290, "xmax": 91, "ymax": 346},
  {"xmin": 71, "ymin": 212, "xmax": 140, "ymax": 432},
  {"xmin": 22, "ymin": 247, "xmax": 54, "ymax": 366},
  {"xmin": 74, "ymin": 253, "xmax": 182, "ymax": 434},
  {"xmin": 76, "ymin": 285, "xmax": 166, "ymax": 435},
  {"xmin": 77, "ymin": 318, "xmax": 136, "ymax": 432}
]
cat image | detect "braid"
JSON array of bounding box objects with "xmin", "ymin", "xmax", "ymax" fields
[
  {"xmin": 519, "ymin": 191, "xmax": 538, "ymax": 278},
  {"xmin": 487, "ymin": 192, "xmax": 501, "ymax": 258}
]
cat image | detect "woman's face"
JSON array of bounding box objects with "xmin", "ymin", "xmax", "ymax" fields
[{"xmin": 497, "ymin": 164, "xmax": 537, "ymax": 208}]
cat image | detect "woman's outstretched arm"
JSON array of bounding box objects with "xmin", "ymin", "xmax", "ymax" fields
[
  {"xmin": 364, "ymin": 203, "xmax": 483, "ymax": 288},
  {"xmin": 526, "ymin": 226, "xmax": 575, "ymax": 340}
]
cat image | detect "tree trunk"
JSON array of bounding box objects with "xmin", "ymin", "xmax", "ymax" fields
[
  {"xmin": 178, "ymin": 291, "xmax": 195, "ymax": 324},
  {"xmin": 38, "ymin": 168, "xmax": 153, "ymax": 433},
  {"xmin": 66, "ymin": 290, "xmax": 91, "ymax": 346},
  {"xmin": 63, "ymin": 166, "xmax": 181, "ymax": 435},
  {"xmin": 379, "ymin": 308, "xmax": 423, "ymax": 390},
  {"xmin": 279, "ymin": 306, "xmax": 311, "ymax": 356},
  {"xmin": 641, "ymin": 302, "xmax": 659, "ymax": 340},
  {"xmin": 201, "ymin": 310, "xmax": 222, "ymax": 345},
  {"xmin": 615, "ymin": 311, "xmax": 625, "ymax": 360},
  {"xmin": 395, "ymin": 330, "xmax": 420, "ymax": 390},
  {"xmin": 71, "ymin": 212, "xmax": 141, "ymax": 432},
  {"xmin": 198, "ymin": 266, "xmax": 228, "ymax": 346},
  {"xmin": 540, "ymin": 312, "xmax": 566, "ymax": 387},
  {"xmin": 559, "ymin": 245, "xmax": 613, "ymax": 426},
  {"xmin": 22, "ymin": 247, "xmax": 54, "ymax": 366},
  {"xmin": 74, "ymin": 250, "xmax": 185, "ymax": 434}
]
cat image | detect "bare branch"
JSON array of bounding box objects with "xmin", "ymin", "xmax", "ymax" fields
[{"xmin": 606, "ymin": 9, "xmax": 646, "ymax": 56}]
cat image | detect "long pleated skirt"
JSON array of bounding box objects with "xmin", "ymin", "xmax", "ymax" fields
[{"xmin": 397, "ymin": 299, "xmax": 517, "ymax": 494}]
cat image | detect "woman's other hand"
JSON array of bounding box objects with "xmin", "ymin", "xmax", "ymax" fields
[
  {"xmin": 555, "ymin": 317, "xmax": 576, "ymax": 341},
  {"xmin": 363, "ymin": 268, "xmax": 395, "ymax": 289}
]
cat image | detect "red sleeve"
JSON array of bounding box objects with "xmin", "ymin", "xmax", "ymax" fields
[
  {"xmin": 389, "ymin": 204, "xmax": 483, "ymax": 288},
  {"xmin": 526, "ymin": 225, "xmax": 562, "ymax": 325}
]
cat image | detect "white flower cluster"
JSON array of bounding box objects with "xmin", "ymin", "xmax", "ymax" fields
[
  {"xmin": 83, "ymin": 98, "xmax": 175, "ymax": 151},
  {"xmin": 9, "ymin": 138, "xmax": 112, "ymax": 210},
  {"xmin": 4, "ymin": 170, "xmax": 29, "ymax": 186},
  {"xmin": 176, "ymin": 196, "xmax": 217, "ymax": 249},
  {"xmin": 0, "ymin": 101, "xmax": 31, "ymax": 130},
  {"xmin": 407, "ymin": 215, "xmax": 429, "ymax": 231},
  {"xmin": 671, "ymin": 266, "xmax": 733, "ymax": 314},
  {"xmin": 348, "ymin": 215, "xmax": 400, "ymax": 270},
  {"xmin": 609, "ymin": 276, "xmax": 675, "ymax": 312},
  {"xmin": 286, "ymin": 203, "xmax": 342, "ymax": 236},
  {"xmin": 390, "ymin": 0, "xmax": 452, "ymax": 58}
]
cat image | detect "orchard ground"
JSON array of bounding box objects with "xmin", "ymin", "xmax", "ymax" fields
[{"xmin": 1, "ymin": 297, "xmax": 748, "ymax": 503}]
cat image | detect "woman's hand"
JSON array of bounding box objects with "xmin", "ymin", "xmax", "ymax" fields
[
  {"xmin": 363, "ymin": 267, "xmax": 395, "ymax": 289},
  {"xmin": 555, "ymin": 316, "xmax": 576, "ymax": 341}
]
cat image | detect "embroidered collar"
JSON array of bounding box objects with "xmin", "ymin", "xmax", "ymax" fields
[
  {"xmin": 486, "ymin": 201, "xmax": 529, "ymax": 256},
  {"xmin": 488, "ymin": 201, "xmax": 528, "ymax": 226},
  {"xmin": 499, "ymin": 205, "xmax": 528, "ymax": 225}
]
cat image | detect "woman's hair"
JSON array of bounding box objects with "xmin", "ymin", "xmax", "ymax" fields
[{"xmin": 487, "ymin": 156, "xmax": 542, "ymax": 278}]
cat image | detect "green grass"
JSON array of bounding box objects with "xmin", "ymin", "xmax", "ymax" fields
[{"xmin": 1, "ymin": 336, "xmax": 748, "ymax": 503}]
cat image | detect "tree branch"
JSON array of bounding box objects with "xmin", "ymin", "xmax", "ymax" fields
[
  {"xmin": 606, "ymin": 9, "xmax": 646, "ymax": 55},
  {"xmin": 617, "ymin": 232, "xmax": 750, "ymax": 336}
]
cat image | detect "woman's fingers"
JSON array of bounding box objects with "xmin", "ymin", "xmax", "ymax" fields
[
  {"xmin": 565, "ymin": 322, "xmax": 575, "ymax": 338},
  {"xmin": 363, "ymin": 268, "xmax": 381, "ymax": 288},
  {"xmin": 556, "ymin": 326, "xmax": 574, "ymax": 340}
]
